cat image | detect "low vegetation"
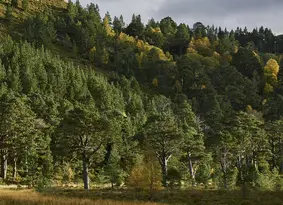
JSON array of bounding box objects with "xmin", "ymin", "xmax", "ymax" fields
[
  {"xmin": 1, "ymin": 188, "xmax": 283, "ymax": 205},
  {"xmin": 0, "ymin": 189, "xmax": 165, "ymax": 205}
]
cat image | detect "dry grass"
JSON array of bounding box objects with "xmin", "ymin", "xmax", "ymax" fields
[{"xmin": 0, "ymin": 189, "xmax": 166, "ymax": 205}]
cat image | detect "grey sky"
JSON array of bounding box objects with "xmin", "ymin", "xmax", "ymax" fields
[{"xmin": 79, "ymin": 0, "xmax": 283, "ymax": 34}]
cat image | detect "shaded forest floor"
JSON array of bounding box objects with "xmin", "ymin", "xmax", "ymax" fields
[{"xmin": 1, "ymin": 188, "xmax": 283, "ymax": 205}]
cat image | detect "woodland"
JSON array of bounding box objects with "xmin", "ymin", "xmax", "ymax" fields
[{"xmin": 0, "ymin": 1, "xmax": 283, "ymax": 204}]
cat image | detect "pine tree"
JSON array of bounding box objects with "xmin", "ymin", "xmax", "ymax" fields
[
  {"xmin": 174, "ymin": 94, "xmax": 205, "ymax": 185},
  {"xmin": 144, "ymin": 96, "xmax": 181, "ymax": 187},
  {"xmin": 56, "ymin": 103, "xmax": 111, "ymax": 190}
]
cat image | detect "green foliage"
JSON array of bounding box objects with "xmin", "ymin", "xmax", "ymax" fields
[
  {"xmin": 195, "ymin": 163, "xmax": 211, "ymax": 186},
  {"xmin": 5, "ymin": 5, "xmax": 13, "ymax": 22},
  {"xmin": 167, "ymin": 167, "xmax": 182, "ymax": 189},
  {"xmin": 11, "ymin": 0, "xmax": 18, "ymax": 8},
  {"xmin": 22, "ymin": 0, "xmax": 29, "ymax": 11}
]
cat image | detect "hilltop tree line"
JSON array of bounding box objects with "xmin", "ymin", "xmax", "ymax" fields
[{"xmin": 1, "ymin": 0, "xmax": 283, "ymax": 190}]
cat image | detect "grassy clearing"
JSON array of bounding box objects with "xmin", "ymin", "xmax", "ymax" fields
[
  {"xmin": 1, "ymin": 188, "xmax": 283, "ymax": 205},
  {"xmin": 41, "ymin": 188, "xmax": 283, "ymax": 205},
  {"xmin": 0, "ymin": 189, "xmax": 165, "ymax": 205}
]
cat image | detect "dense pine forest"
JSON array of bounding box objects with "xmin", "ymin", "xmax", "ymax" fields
[{"xmin": 1, "ymin": 0, "xmax": 283, "ymax": 200}]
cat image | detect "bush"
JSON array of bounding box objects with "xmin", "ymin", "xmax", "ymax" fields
[
  {"xmin": 195, "ymin": 164, "xmax": 211, "ymax": 187},
  {"xmin": 127, "ymin": 154, "xmax": 162, "ymax": 190},
  {"xmin": 167, "ymin": 167, "xmax": 182, "ymax": 189}
]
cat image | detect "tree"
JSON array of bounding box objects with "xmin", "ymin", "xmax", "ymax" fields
[
  {"xmin": 174, "ymin": 94, "xmax": 205, "ymax": 185},
  {"xmin": 218, "ymin": 111, "xmax": 268, "ymax": 188},
  {"xmin": 126, "ymin": 14, "xmax": 145, "ymax": 39},
  {"xmin": 127, "ymin": 151, "xmax": 162, "ymax": 191},
  {"xmin": 100, "ymin": 146, "xmax": 126, "ymax": 188},
  {"xmin": 113, "ymin": 15, "xmax": 125, "ymax": 34},
  {"xmin": 215, "ymin": 130, "xmax": 238, "ymax": 189},
  {"xmin": 265, "ymin": 119, "xmax": 283, "ymax": 173},
  {"xmin": 144, "ymin": 96, "xmax": 181, "ymax": 187},
  {"xmin": 56, "ymin": 103, "xmax": 111, "ymax": 190},
  {"xmin": 264, "ymin": 58, "xmax": 279, "ymax": 87},
  {"xmin": 232, "ymin": 47, "xmax": 263, "ymax": 80},
  {"xmin": 174, "ymin": 23, "xmax": 190, "ymax": 55},
  {"xmin": 0, "ymin": 94, "xmax": 38, "ymax": 181},
  {"xmin": 193, "ymin": 22, "xmax": 206, "ymax": 39},
  {"xmin": 160, "ymin": 17, "xmax": 177, "ymax": 37},
  {"xmin": 144, "ymin": 27, "xmax": 165, "ymax": 48}
]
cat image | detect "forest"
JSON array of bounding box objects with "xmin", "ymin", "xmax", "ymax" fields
[{"xmin": 1, "ymin": 0, "xmax": 283, "ymax": 204}]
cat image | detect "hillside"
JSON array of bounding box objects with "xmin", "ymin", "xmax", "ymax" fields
[{"xmin": 0, "ymin": 1, "xmax": 283, "ymax": 203}]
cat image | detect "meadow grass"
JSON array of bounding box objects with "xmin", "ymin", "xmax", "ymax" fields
[
  {"xmin": 0, "ymin": 189, "xmax": 165, "ymax": 205},
  {"xmin": 1, "ymin": 187, "xmax": 283, "ymax": 205}
]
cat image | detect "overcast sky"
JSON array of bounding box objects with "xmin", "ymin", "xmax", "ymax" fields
[{"xmin": 78, "ymin": 0, "xmax": 283, "ymax": 34}]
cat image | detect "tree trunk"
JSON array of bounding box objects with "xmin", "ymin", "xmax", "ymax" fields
[
  {"xmin": 1, "ymin": 150, "xmax": 8, "ymax": 180},
  {"xmin": 271, "ymin": 138, "xmax": 276, "ymax": 169},
  {"xmin": 188, "ymin": 152, "xmax": 196, "ymax": 186},
  {"xmin": 220, "ymin": 150, "xmax": 228, "ymax": 190},
  {"xmin": 82, "ymin": 153, "xmax": 90, "ymax": 190},
  {"xmin": 13, "ymin": 157, "xmax": 17, "ymax": 180},
  {"xmin": 237, "ymin": 156, "xmax": 243, "ymax": 182},
  {"xmin": 223, "ymin": 171, "xmax": 228, "ymax": 190},
  {"xmin": 159, "ymin": 155, "xmax": 168, "ymax": 187}
]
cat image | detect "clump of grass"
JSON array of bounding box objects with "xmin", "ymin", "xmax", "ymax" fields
[{"xmin": 0, "ymin": 189, "xmax": 166, "ymax": 205}]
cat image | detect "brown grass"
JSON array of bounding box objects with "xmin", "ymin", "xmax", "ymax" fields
[{"xmin": 0, "ymin": 189, "xmax": 166, "ymax": 205}]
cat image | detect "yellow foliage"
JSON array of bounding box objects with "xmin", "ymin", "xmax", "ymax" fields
[
  {"xmin": 264, "ymin": 59, "xmax": 279, "ymax": 87},
  {"xmin": 148, "ymin": 48, "xmax": 168, "ymax": 61},
  {"xmin": 201, "ymin": 84, "xmax": 206, "ymax": 89},
  {"xmin": 189, "ymin": 37, "xmax": 196, "ymax": 49},
  {"xmin": 155, "ymin": 48, "xmax": 168, "ymax": 61},
  {"xmin": 187, "ymin": 47, "xmax": 197, "ymax": 53},
  {"xmin": 152, "ymin": 78, "xmax": 158, "ymax": 87},
  {"xmin": 246, "ymin": 105, "xmax": 253, "ymax": 113},
  {"xmin": 118, "ymin": 32, "xmax": 135, "ymax": 43},
  {"xmin": 262, "ymin": 99, "xmax": 267, "ymax": 105},
  {"xmin": 246, "ymin": 105, "xmax": 264, "ymax": 121},
  {"xmin": 90, "ymin": 47, "xmax": 96, "ymax": 53},
  {"xmin": 202, "ymin": 37, "xmax": 211, "ymax": 47},
  {"xmin": 119, "ymin": 33, "xmax": 169, "ymax": 62},
  {"xmin": 233, "ymin": 45, "xmax": 239, "ymax": 53},
  {"xmin": 150, "ymin": 27, "xmax": 162, "ymax": 33},
  {"xmin": 103, "ymin": 16, "xmax": 115, "ymax": 37},
  {"xmin": 190, "ymin": 37, "xmax": 211, "ymax": 50},
  {"xmin": 265, "ymin": 59, "xmax": 279, "ymax": 78},
  {"xmin": 136, "ymin": 40, "xmax": 145, "ymax": 50},
  {"xmin": 212, "ymin": 51, "xmax": 221, "ymax": 61},
  {"xmin": 127, "ymin": 154, "xmax": 162, "ymax": 190}
]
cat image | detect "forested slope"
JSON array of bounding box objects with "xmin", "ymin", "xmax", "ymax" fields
[{"xmin": 0, "ymin": 0, "xmax": 283, "ymax": 191}]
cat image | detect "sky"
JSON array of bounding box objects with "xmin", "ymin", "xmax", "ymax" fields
[{"xmin": 78, "ymin": 0, "xmax": 283, "ymax": 34}]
